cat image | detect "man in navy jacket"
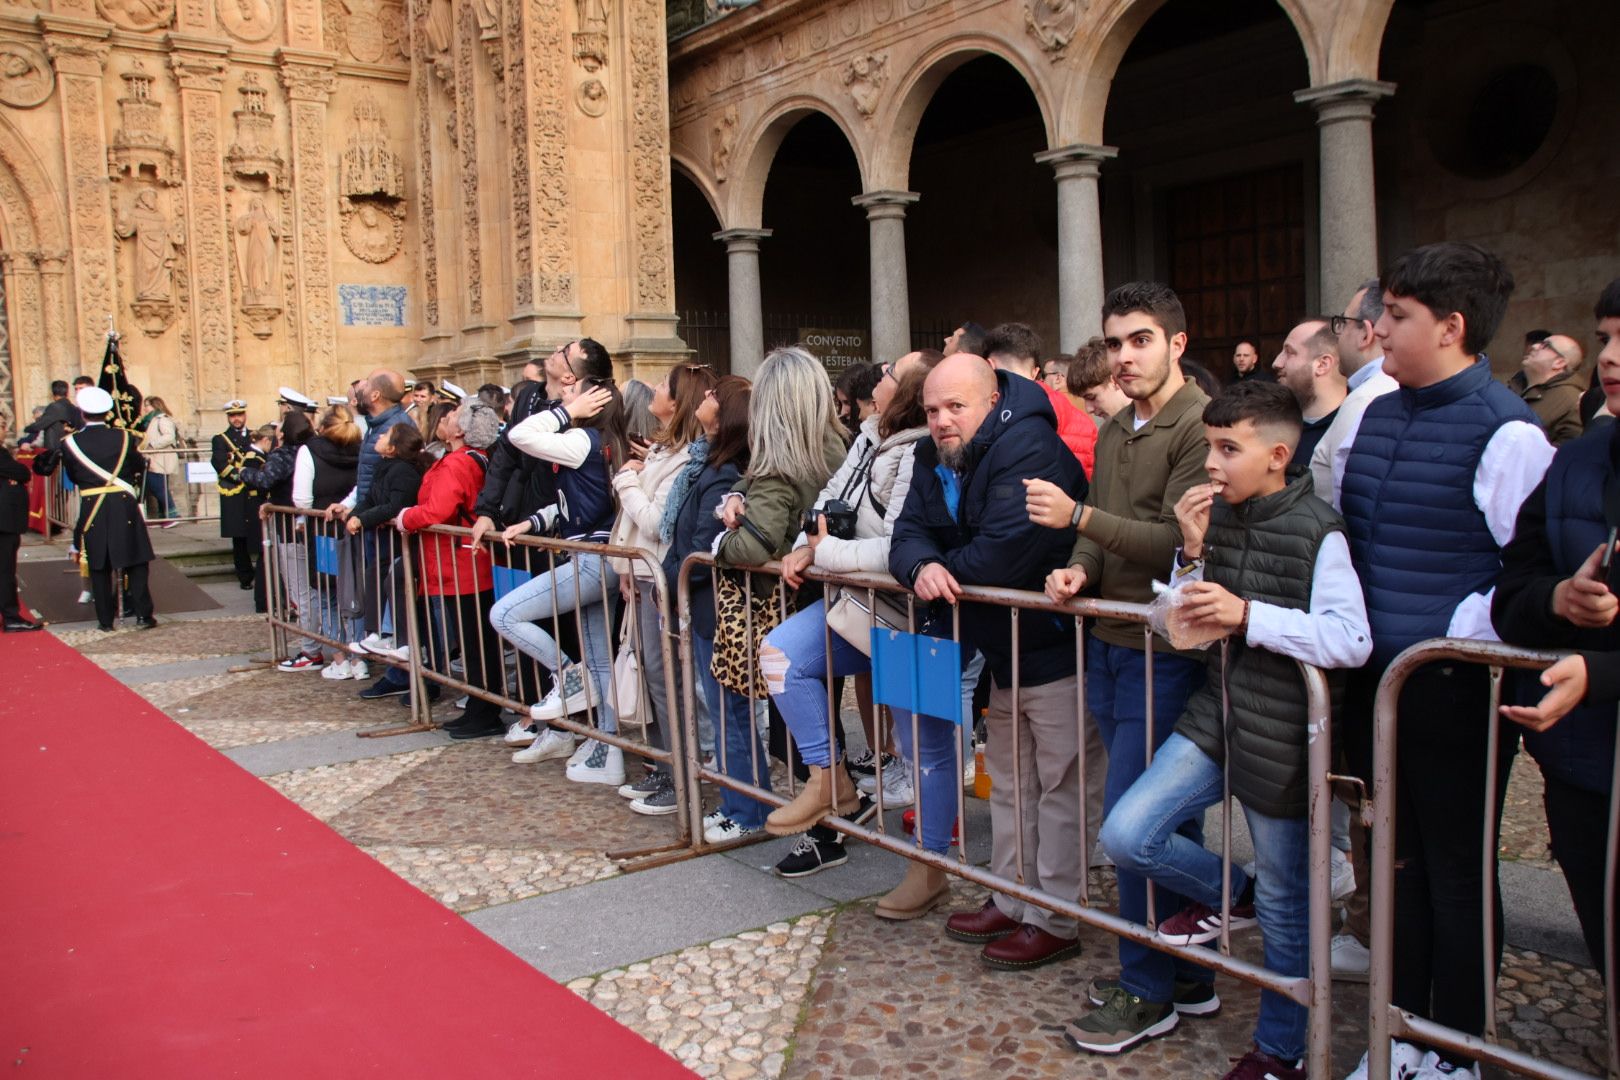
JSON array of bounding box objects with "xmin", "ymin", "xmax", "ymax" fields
[{"xmin": 888, "ymin": 353, "xmax": 1091, "ymax": 968}]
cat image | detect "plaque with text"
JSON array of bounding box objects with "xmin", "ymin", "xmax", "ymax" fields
[{"xmin": 337, "ymin": 284, "xmax": 408, "ymax": 327}]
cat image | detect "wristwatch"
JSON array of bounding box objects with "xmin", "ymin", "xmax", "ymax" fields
[{"xmin": 1069, "ymin": 501, "xmax": 1084, "ymax": 529}]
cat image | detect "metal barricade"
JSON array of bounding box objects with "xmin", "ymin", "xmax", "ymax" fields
[
  {"xmin": 676, "ymin": 553, "xmax": 1339, "ymax": 1076},
  {"xmin": 1367, "ymin": 639, "xmax": 1617, "ymax": 1080},
  {"xmin": 40, "ymin": 445, "xmax": 222, "ymax": 531}
]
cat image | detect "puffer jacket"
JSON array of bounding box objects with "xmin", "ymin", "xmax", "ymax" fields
[
  {"xmin": 399, "ymin": 446, "xmax": 492, "ymax": 596},
  {"xmin": 793, "ymin": 415, "xmax": 929, "ymax": 575}
]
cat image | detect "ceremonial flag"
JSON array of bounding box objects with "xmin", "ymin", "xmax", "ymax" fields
[{"xmin": 97, "ymin": 330, "xmax": 141, "ymax": 431}]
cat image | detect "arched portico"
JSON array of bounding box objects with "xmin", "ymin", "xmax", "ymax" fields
[{"xmin": 0, "ymin": 119, "xmax": 72, "ymax": 427}]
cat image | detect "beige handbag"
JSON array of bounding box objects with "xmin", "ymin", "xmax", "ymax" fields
[
  {"xmin": 611, "ymin": 619, "xmax": 646, "ymax": 726},
  {"xmin": 825, "ymin": 586, "xmax": 911, "ymax": 657}
]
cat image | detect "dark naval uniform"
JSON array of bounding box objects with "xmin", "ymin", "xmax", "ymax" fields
[
  {"xmin": 50, "ymin": 424, "xmax": 156, "ymax": 629},
  {"xmin": 1, "ymin": 440, "xmax": 39, "ymax": 628},
  {"xmin": 212, "ymin": 422, "xmax": 263, "ymax": 587}
]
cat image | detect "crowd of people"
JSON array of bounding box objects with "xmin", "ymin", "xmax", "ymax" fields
[{"xmin": 7, "ymin": 240, "xmax": 1619, "ymax": 1080}]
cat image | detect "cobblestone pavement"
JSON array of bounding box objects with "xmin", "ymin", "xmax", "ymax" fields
[
  {"xmin": 567, "ymin": 917, "xmax": 825, "ymax": 1080},
  {"xmin": 79, "ymin": 618, "xmax": 1612, "ymax": 1079}
]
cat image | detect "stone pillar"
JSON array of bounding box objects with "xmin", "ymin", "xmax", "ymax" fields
[
  {"xmin": 851, "ymin": 190, "xmax": 919, "ymax": 366},
  {"xmin": 1294, "ymin": 79, "xmax": 1396, "ymax": 312},
  {"xmin": 1035, "ymin": 143, "xmax": 1117, "ymax": 353},
  {"xmin": 36, "ymin": 252, "xmax": 72, "ymax": 385},
  {"xmin": 714, "ymin": 228, "xmax": 770, "ymax": 378},
  {"xmin": 170, "ymin": 43, "xmax": 235, "ymax": 414},
  {"xmin": 278, "ymin": 52, "xmax": 339, "ymax": 397},
  {"xmin": 43, "ymin": 22, "xmax": 114, "ymax": 367}
]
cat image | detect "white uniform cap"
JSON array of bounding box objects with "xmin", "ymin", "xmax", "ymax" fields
[
  {"xmin": 439, "ymin": 380, "xmax": 467, "ymax": 403},
  {"xmin": 277, "ymin": 386, "xmax": 318, "ymax": 409},
  {"xmin": 77, "ymin": 386, "xmax": 114, "ymax": 415}
]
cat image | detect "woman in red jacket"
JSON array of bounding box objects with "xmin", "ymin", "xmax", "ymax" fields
[{"xmin": 394, "ymin": 399, "xmax": 508, "ymax": 739}]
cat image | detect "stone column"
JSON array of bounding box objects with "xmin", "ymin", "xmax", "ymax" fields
[
  {"xmin": 714, "ymin": 228, "xmax": 770, "ymax": 379},
  {"xmin": 1294, "ymin": 79, "xmax": 1396, "ymax": 312},
  {"xmin": 1035, "ymin": 143, "xmax": 1117, "ymax": 353},
  {"xmin": 36, "ymin": 252, "xmax": 72, "ymax": 385},
  {"xmin": 43, "ymin": 22, "xmax": 114, "ymax": 367},
  {"xmin": 278, "ymin": 52, "xmax": 339, "ymax": 396},
  {"xmin": 851, "ymin": 190, "xmax": 919, "ymax": 366},
  {"xmin": 170, "ymin": 43, "xmax": 235, "ymax": 413}
]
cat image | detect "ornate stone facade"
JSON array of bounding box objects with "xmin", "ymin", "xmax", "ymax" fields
[{"xmin": 0, "ymin": 0, "xmax": 681, "ymax": 430}]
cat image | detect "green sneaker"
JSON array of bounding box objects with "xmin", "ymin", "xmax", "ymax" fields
[
  {"xmin": 1087, "ymin": 976, "xmax": 1220, "ymax": 1016},
  {"xmin": 1063, "ymin": 986, "xmax": 1179, "ymax": 1054}
]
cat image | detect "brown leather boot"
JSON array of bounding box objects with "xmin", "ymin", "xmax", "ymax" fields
[
  {"xmin": 764, "ymin": 763, "xmax": 861, "ymax": 836},
  {"xmin": 874, "ymin": 861, "xmax": 950, "ymax": 920}
]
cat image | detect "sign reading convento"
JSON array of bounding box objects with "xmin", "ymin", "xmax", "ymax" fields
[{"xmin": 799, "ymin": 328, "xmax": 868, "ymax": 380}]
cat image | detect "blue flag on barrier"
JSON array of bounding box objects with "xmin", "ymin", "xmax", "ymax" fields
[
  {"xmin": 871, "ymin": 627, "xmax": 963, "ymax": 722},
  {"xmin": 314, "ymin": 535, "xmax": 340, "ymax": 576},
  {"xmin": 492, "ymin": 564, "xmax": 531, "ymax": 602}
]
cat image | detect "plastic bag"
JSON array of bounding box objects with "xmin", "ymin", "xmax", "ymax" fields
[{"xmin": 1147, "ymin": 577, "xmax": 1226, "ymax": 651}]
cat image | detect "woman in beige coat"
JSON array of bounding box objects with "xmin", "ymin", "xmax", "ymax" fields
[{"xmin": 138, "ymin": 395, "xmax": 182, "ymax": 520}]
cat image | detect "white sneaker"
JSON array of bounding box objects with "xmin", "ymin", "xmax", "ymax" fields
[
  {"xmin": 1344, "ymin": 1039, "xmax": 1426, "ymax": 1080},
  {"xmin": 1331, "ymin": 846, "xmax": 1356, "ymax": 901},
  {"xmin": 568, "ymin": 737, "xmax": 598, "ymax": 767},
  {"xmin": 703, "ymin": 816, "xmax": 759, "ymax": 844},
  {"xmin": 1331, "ymin": 932, "xmax": 1370, "ymax": 983},
  {"xmin": 504, "ymin": 722, "xmax": 539, "ymax": 747},
  {"xmin": 349, "ymin": 661, "xmax": 369, "ymax": 681},
  {"xmin": 1414, "ymin": 1051, "xmax": 1480, "ymax": 1078},
  {"xmin": 359, "ymin": 635, "xmax": 410, "ymax": 661},
  {"xmin": 352, "ymin": 632, "xmax": 391, "ymax": 656},
  {"xmin": 703, "ymin": 808, "xmax": 726, "ymax": 831},
  {"xmin": 322, "ymin": 658, "xmax": 353, "ymax": 680},
  {"xmin": 511, "ymin": 728, "xmax": 574, "ymax": 764},
  {"xmin": 856, "ymin": 761, "xmax": 915, "ymax": 807},
  {"xmin": 528, "ymin": 664, "xmax": 597, "ymax": 721},
  {"xmin": 566, "ymin": 742, "xmax": 625, "ymax": 786},
  {"xmin": 78, "ymin": 589, "xmax": 92, "ymax": 604},
  {"xmin": 454, "ymin": 694, "xmax": 469, "ymax": 709}
]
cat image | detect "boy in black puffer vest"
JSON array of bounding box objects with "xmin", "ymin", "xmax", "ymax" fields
[{"xmin": 1088, "ymin": 383, "xmax": 1372, "ymax": 1080}]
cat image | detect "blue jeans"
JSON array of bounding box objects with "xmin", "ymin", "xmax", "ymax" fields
[
  {"xmin": 1103, "ymin": 733, "xmax": 1309, "ymax": 1062},
  {"xmin": 691, "ymin": 633, "xmax": 721, "ymax": 754},
  {"xmin": 716, "ymin": 685, "xmax": 771, "ymax": 829},
  {"xmin": 763, "ymin": 599, "xmax": 871, "ymax": 769},
  {"xmin": 1087, "ymin": 636, "xmax": 1209, "ymax": 1001},
  {"xmin": 489, "ymin": 553, "xmax": 618, "ymax": 733},
  {"xmin": 145, "ymin": 472, "xmax": 178, "ymax": 518},
  {"xmin": 892, "ymin": 707, "xmax": 961, "ymax": 853}
]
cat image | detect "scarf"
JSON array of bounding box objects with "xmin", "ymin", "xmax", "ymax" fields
[{"xmin": 659, "ymin": 434, "xmax": 708, "ymax": 543}]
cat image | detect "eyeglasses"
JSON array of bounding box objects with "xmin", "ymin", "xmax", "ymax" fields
[
  {"xmin": 1329, "ymin": 315, "xmax": 1366, "ymax": 336},
  {"xmin": 1531, "ymin": 339, "xmax": 1568, "ymax": 361},
  {"xmin": 879, "ymin": 362, "xmax": 896, "ymax": 382}
]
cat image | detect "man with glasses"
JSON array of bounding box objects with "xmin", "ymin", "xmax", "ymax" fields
[
  {"xmin": 1308, "ymin": 281, "xmax": 1399, "ymax": 504},
  {"xmin": 1515, "ymin": 332, "xmax": 1586, "ymax": 445}
]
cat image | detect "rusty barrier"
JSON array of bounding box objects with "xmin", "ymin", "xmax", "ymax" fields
[
  {"xmin": 41, "ymin": 445, "xmax": 222, "ymax": 531},
  {"xmin": 675, "ymin": 553, "xmax": 1339, "ymax": 1076},
  {"xmin": 1367, "ymin": 639, "xmax": 1616, "ymax": 1080},
  {"xmin": 260, "ymin": 506, "xmax": 693, "ymax": 866}
]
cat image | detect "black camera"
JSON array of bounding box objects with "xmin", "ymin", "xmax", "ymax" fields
[{"xmin": 801, "ymin": 499, "xmax": 858, "ymax": 541}]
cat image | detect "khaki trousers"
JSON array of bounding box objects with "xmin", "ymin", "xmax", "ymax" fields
[{"xmin": 985, "ymin": 675, "xmax": 1108, "ymax": 938}]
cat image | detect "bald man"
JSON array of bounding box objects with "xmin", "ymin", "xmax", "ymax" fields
[
  {"xmin": 886, "ymin": 352, "xmax": 1094, "ymax": 968},
  {"xmin": 1517, "ymin": 332, "xmax": 1586, "ymax": 445}
]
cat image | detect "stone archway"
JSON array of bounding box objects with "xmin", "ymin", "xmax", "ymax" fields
[
  {"xmin": 0, "ymin": 118, "xmax": 72, "ymax": 428},
  {"xmin": 726, "ymin": 95, "xmax": 869, "ymax": 230}
]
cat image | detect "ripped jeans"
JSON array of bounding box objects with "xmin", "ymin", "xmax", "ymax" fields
[{"xmin": 761, "ymin": 599, "xmax": 871, "ymax": 769}]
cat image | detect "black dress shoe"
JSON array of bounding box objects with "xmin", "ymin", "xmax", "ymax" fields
[
  {"xmin": 97, "ymin": 623, "xmax": 115, "ymax": 632},
  {"xmin": 134, "ymin": 617, "xmax": 159, "ymax": 630},
  {"xmin": 239, "ymin": 580, "xmax": 254, "ymax": 590},
  {"xmin": 446, "ymin": 716, "xmax": 506, "ymax": 739},
  {"xmin": 3, "ymin": 618, "xmax": 43, "ymax": 632}
]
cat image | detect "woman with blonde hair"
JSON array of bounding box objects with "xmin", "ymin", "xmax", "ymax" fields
[
  {"xmin": 294, "ymin": 404, "xmax": 362, "ymax": 674},
  {"xmin": 137, "ymin": 395, "xmax": 182, "ymax": 521},
  {"xmin": 703, "ymin": 346, "xmax": 846, "ymax": 843}
]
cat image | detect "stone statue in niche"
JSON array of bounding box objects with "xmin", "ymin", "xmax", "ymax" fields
[
  {"xmin": 116, "ymin": 190, "xmax": 182, "ymax": 303},
  {"xmin": 1024, "ymin": 0, "xmax": 1082, "ymax": 53},
  {"xmin": 0, "ymin": 42, "xmax": 52, "ymax": 109},
  {"xmin": 473, "ymin": 0, "xmax": 500, "ymax": 38},
  {"xmin": 842, "ymin": 51, "xmax": 886, "ymax": 118},
  {"xmin": 235, "ymin": 197, "xmax": 279, "ymax": 306},
  {"xmin": 340, "ymin": 90, "xmax": 406, "ymax": 200},
  {"xmin": 423, "ymin": 0, "xmax": 454, "ymax": 84},
  {"xmin": 711, "ymin": 105, "xmax": 738, "ymax": 184},
  {"xmin": 572, "ymin": 0, "xmax": 607, "ymax": 70}
]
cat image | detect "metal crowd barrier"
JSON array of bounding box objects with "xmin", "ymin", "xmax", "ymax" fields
[
  {"xmin": 1368, "ymin": 639, "xmax": 1617, "ymax": 1080},
  {"xmin": 41, "ymin": 445, "xmax": 222, "ymax": 531},
  {"xmin": 259, "ymin": 506, "xmax": 693, "ymax": 866},
  {"xmin": 675, "ymin": 553, "xmax": 1338, "ymax": 1076}
]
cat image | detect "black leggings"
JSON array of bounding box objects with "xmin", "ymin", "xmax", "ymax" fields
[{"xmin": 1544, "ymin": 770, "xmax": 1619, "ymax": 980}]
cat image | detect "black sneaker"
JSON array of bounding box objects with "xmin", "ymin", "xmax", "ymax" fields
[
  {"xmin": 629, "ymin": 774, "xmax": 679, "ymax": 816},
  {"xmin": 773, "ymin": 833, "xmax": 848, "ymax": 878},
  {"xmin": 359, "ymin": 679, "xmax": 409, "ymax": 700},
  {"xmin": 848, "ymin": 750, "xmax": 895, "ymax": 778}
]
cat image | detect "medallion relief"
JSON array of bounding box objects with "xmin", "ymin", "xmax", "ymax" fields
[
  {"xmin": 0, "ymin": 43, "xmax": 52, "ymax": 109},
  {"xmin": 218, "ymin": 0, "xmax": 278, "ymax": 42},
  {"xmin": 96, "ymin": 0, "xmax": 175, "ymax": 32}
]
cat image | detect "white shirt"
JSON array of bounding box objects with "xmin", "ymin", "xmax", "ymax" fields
[
  {"xmin": 1331, "ymin": 384, "xmax": 1555, "ymax": 642},
  {"xmin": 1176, "ymin": 532, "xmax": 1373, "ymax": 670},
  {"xmin": 507, "ymin": 406, "xmax": 594, "ymax": 468},
  {"xmin": 292, "ymin": 445, "xmax": 316, "ymax": 510},
  {"xmin": 1311, "ymin": 357, "xmax": 1398, "ymax": 503}
]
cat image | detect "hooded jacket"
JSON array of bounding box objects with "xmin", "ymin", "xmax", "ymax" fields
[
  {"xmin": 792, "ymin": 415, "xmax": 930, "ymax": 575},
  {"xmin": 889, "ymin": 370, "xmax": 1089, "ymax": 689}
]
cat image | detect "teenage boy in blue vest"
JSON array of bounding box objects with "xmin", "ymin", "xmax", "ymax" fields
[
  {"xmin": 1076, "ymin": 381, "xmax": 1372, "ymax": 1079},
  {"xmin": 1492, "ymin": 276, "xmax": 1620, "ymax": 992},
  {"xmin": 1333, "ymin": 242, "xmax": 1554, "ymax": 1080}
]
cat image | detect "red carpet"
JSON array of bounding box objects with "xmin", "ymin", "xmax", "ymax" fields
[{"xmin": 0, "ymin": 631, "xmax": 692, "ymax": 1079}]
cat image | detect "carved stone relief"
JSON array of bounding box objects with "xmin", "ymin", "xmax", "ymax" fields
[
  {"xmin": 114, "ymin": 189, "xmax": 182, "ymax": 302},
  {"xmin": 109, "ymin": 61, "xmax": 181, "ymax": 185},
  {"xmin": 219, "ymin": 0, "xmax": 278, "ymax": 42},
  {"xmin": 575, "ymin": 77, "xmax": 604, "ymax": 116},
  {"xmin": 410, "ymin": 0, "xmax": 441, "ymax": 325},
  {"xmin": 530, "ymin": 0, "xmax": 575, "ymax": 308},
  {"xmin": 571, "ymin": 0, "xmax": 606, "ymax": 71},
  {"xmin": 0, "ymin": 43, "xmax": 52, "ymax": 109},
  {"xmin": 842, "ymin": 51, "xmax": 885, "ymax": 118},
  {"xmin": 710, "ymin": 104, "xmax": 737, "ymax": 183},
  {"xmin": 280, "ymin": 63, "xmax": 337, "ymax": 378},
  {"xmin": 336, "ymin": 85, "xmax": 408, "ymax": 262},
  {"xmin": 55, "ymin": 62, "xmax": 119, "ymax": 365},
  {"xmin": 174, "ymin": 59, "xmax": 234, "ymax": 394},
  {"xmin": 340, "ymin": 202, "xmax": 404, "ymax": 263},
  {"xmin": 96, "ymin": 0, "xmax": 175, "ymax": 31},
  {"xmin": 1025, "ymin": 0, "xmax": 1083, "ymax": 53},
  {"xmin": 627, "ymin": 0, "xmax": 669, "ymax": 310},
  {"xmin": 503, "ymin": 0, "xmax": 529, "ymax": 307},
  {"xmin": 456, "ymin": 0, "xmax": 482, "ymax": 314},
  {"xmin": 233, "ymin": 195, "xmax": 281, "ymax": 335},
  {"xmin": 225, "ymin": 73, "xmax": 284, "ymax": 189}
]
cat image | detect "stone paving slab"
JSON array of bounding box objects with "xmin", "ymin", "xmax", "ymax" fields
[
  {"xmin": 227, "ymin": 727, "xmax": 453, "ymax": 776},
  {"xmin": 467, "ymin": 853, "xmax": 834, "ymax": 982},
  {"xmin": 109, "ymin": 653, "xmax": 259, "ymax": 682},
  {"xmin": 63, "ymin": 614, "xmax": 268, "ymax": 657},
  {"xmin": 365, "ymin": 843, "xmax": 619, "ymax": 913},
  {"xmin": 262, "ymin": 748, "xmax": 444, "ymax": 821}
]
